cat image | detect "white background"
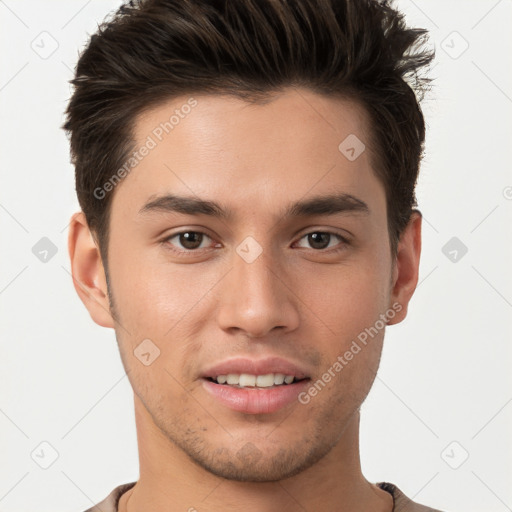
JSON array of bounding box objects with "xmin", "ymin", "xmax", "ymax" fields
[{"xmin": 1, "ymin": 1, "xmax": 511, "ymax": 511}]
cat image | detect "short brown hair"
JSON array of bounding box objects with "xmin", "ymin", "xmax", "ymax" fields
[{"xmin": 63, "ymin": 0, "xmax": 434, "ymax": 266}]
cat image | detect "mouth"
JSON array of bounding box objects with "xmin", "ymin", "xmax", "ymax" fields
[
  {"xmin": 201, "ymin": 374, "xmax": 312, "ymax": 414},
  {"xmin": 199, "ymin": 357, "xmax": 312, "ymax": 413},
  {"xmin": 203, "ymin": 373, "xmax": 310, "ymax": 389}
]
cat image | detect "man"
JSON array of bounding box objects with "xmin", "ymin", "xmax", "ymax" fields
[{"xmin": 64, "ymin": 0, "xmax": 444, "ymax": 510}]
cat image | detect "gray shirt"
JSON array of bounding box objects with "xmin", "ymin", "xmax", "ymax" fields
[{"xmin": 84, "ymin": 481, "xmax": 445, "ymax": 511}]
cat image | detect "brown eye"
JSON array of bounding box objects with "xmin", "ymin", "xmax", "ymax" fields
[
  {"xmin": 307, "ymin": 232, "xmax": 331, "ymax": 249},
  {"xmin": 164, "ymin": 231, "xmax": 213, "ymax": 252},
  {"xmin": 177, "ymin": 232, "xmax": 204, "ymax": 250},
  {"xmin": 295, "ymin": 231, "xmax": 347, "ymax": 251}
]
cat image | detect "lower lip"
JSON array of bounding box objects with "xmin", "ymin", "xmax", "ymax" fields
[{"xmin": 201, "ymin": 378, "xmax": 311, "ymax": 414}]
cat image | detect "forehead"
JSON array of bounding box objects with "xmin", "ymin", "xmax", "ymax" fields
[{"xmin": 112, "ymin": 87, "xmax": 384, "ymax": 219}]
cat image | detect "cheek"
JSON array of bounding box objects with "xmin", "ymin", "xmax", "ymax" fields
[
  {"xmin": 305, "ymin": 255, "xmax": 391, "ymax": 335},
  {"xmin": 108, "ymin": 243, "xmax": 219, "ymax": 333},
  {"xmin": 123, "ymin": 351, "xmax": 193, "ymax": 423}
]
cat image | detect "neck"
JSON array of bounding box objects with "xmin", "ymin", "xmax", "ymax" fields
[{"xmin": 119, "ymin": 395, "xmax": 393, "ymax": 512}]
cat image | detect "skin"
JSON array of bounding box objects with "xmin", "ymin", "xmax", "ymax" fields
[{"xmin": 68, "ymin": 87, "xmax": 421, "ymax": 512}]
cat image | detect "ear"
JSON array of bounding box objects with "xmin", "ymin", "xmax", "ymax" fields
[
  {"xmin": 67, "ymin": 211, "xmax": 115, "ymax": 328},
  {"xmin": 387, "ymin": 209, "xmax": 422, "ymax": 326}
]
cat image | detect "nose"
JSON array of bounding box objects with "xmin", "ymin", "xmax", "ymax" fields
[{"xmin": 216, "ymin": 243, "xmax": 300, "ymax": 338}]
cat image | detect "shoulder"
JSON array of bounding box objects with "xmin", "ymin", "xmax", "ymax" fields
[
  {"xmin": 83, "ymin": 480, "xmax": 448, "ymax": 512},
  {"xmin": 82, "ymin": 481, "xmax": 137, "ymax": 512},
  {"xmin": 377, "ymin": 482, "xmax": 447, "ymax": 512}
]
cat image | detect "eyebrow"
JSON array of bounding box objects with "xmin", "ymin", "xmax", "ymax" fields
[{"xmin": 138, "ymin": 192, "xmax": 370, "ymax": 220}]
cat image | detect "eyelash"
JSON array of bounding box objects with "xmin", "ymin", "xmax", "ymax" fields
[{"xmin": 161, "ymin": 230, "xmax": 350, "ymax": 257}]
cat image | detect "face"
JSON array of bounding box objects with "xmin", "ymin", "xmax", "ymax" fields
[{"xmin": 72, "ymin": 87, "xmax": 418, "ymax": 482}]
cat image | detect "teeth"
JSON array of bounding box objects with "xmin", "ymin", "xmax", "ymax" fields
[
  {"xmin": 256, "ymin": 374, "xmax": 274, "ymax": 387},
  {"xmin": 226, "ymin": 374, "xmax": 239, "ymax": 385},
  {"xmin": 274, "ymin": 373, "xmax": 285, "ymax": 385},
  {"xmin": 239, "ymin": 374, "xmax": 256, "ymax": 387},
  {"xmin": 213, "ymin": 373, "xmax": 298, "ymax": 387}
]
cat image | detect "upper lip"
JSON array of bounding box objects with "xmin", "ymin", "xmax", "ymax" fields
[{"xmin": 201, "ymin": 357, "xmax": 310, "ymax": 380}]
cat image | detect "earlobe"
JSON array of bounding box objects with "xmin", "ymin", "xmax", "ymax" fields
[
  {"xmin": 68, "ymin": 211, "xmax": 115, "ymax": 328},
  {"xmin": 387, "ymin": 210, "xmax": 422, "ymax": 326}
]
